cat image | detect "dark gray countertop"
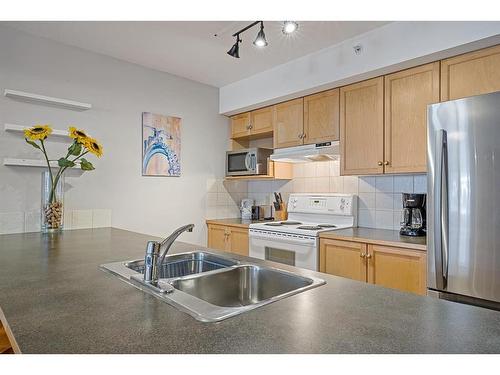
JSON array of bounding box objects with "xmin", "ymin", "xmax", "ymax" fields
[{"xmin": 1, "ymin": 228, "xmax": 499, "ymax": 354}]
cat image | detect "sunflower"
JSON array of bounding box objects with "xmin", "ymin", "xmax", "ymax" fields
[
  {"xmin": 84, "ymin": 137, "xmax": 103, "ymax": 158},
  {"xmin": 24, "ymin": 125, "xmax": 52, "ymax": 141},
  {"xmin": 68, "ymin": 126, "xmax": 89, "ymax": 143}
]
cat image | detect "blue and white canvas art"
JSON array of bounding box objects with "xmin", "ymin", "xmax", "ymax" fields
[{"xmin": 142, "ymin": 112, "xmax": 181, "ymax": 176}]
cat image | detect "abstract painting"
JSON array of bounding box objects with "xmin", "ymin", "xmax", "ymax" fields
[{"xmin": 142, "ymin": 112, "xmax": 181, "ymax": 176}]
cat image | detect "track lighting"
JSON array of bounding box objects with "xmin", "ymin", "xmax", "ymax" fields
[
  {"xmin": 253, "ymin": 22, "xmax": 268, "ymax": 48},
  {"xmin": 227, "ymin": 35, "xmax": 241, "ymax": 58},
  {"xmin": 282, "ymin": 21, "xmax": 298, "ymax": 34}
]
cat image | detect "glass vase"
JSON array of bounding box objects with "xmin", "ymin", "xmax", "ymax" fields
[{"xmin": 41, "ymin": 170, "xmax": 64, "ymax": 233}]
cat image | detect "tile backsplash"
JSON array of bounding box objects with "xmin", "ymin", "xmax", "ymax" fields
[{"xmin": 206, "ymin": 161, "xmax": 427, "ymax": 231}]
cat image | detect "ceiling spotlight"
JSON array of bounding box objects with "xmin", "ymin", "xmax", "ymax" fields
[
  {"xmin": 282, "ymin": 21, "xmax": 298, "ymax": 35},
  {"xmin": 227, "ymin": 36, "xmax": 241, "ymax": 58},
  {"xmin": 253, "ymin": 22, "xmax": 268, "ymax": 48}
]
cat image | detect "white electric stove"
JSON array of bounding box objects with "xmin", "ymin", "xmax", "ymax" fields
[{"xmin": 249, "ymin": 193, "xmax": 357, "ymax": 271}]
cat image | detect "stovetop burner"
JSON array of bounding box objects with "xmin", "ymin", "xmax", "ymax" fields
[
  {"xmin": 264, "ymin": 221, "xmax": 302, "ymax": 226},
  {"xmin": 297, "ymin": 225, "xmax": 322, "ymax": 230},
  {"xmin": 318, "ymin": 224, "xmax": 337, "ymax": 228}
]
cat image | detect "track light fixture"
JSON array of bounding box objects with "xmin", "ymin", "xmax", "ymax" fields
[
  {"xmin": 282, "ymin": 21, "xmax": 298, "ymax": 35},
  {"xmin": 253, "ymin": 21, "xmax": 268, "ymax": 48},
  {"xmin": 227, "ymin": 35, "xmax": 241, "ymax": 58},
  {"xmin": 227, "ymin": 21, "xmax": 268, "ymax": 59}
]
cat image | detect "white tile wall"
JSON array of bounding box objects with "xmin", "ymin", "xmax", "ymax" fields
[
  {"xmin": 208, "ymin": 160, "xmax": 428, "ymax": 231},
  {"xmin": 205, "ymin": 177, "xmax": 246, "ymax": 219},
  {"xmin": 0, "ymin": 208, "xmax": 112, "ymax": 233}
]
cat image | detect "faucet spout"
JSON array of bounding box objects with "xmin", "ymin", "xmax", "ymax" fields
[{"xmin": 157, "ymin": 224, "xmax": 195, "ymax": 269}]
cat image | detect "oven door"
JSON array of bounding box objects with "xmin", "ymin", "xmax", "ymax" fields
[
  {"xmin": 226, "ymin": 150, "xmax": 256, "ymax": 176},
  {"xmin": 249, "ymin": 230, "xmax": 318, "ymax": 271}
]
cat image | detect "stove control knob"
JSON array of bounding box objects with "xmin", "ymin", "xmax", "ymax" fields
[
  {"xmin": 340, "ymin": 204, "xmax": 345, "ymax": 210},
  {"xmin": 341, "ymin": 198, "xmax": 346, "ymax": 204}
]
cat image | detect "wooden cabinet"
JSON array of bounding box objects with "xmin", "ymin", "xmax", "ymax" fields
[
  {"xmin": 303, "ymin": 89, "xmax": 340, "ymax": 144},
  {"xmin": 250, "ymin": 106, "xmax": 273, "ymax": 135},
  {"xmin": 231, "ymin": 107, "xmax": 273, "ymax": 140},
  {"xmin": 441, "ymin": 44, "xmax": 500, "ymax": 101},
  {"xmin": 319, "ymin": 238, "xmax": 427, "ymax": 296},
  {"xmin": 273, "ymin": 98, "xmax": 304, "ymax": 148},
  {"xmin": 207, "ymin": 224, "xmax": 228, "ymax": 252},
  {"xmin": 340, "ymin": 77, "xmax": 384, "ymax": 175},
  {"xmin": 384, "ymin": 62, "xmax": 440, "ymax": 174},
  {"xmin": 319, "ymin": 239, "xmax": 367, "ymax": 282},
  {"xmin": 0, "ymin": 320, "xmax": 14, "ymax": 354},
  {"xmin": 367, "ymin": 244, "xmax": 427, "ymax": 295},
  {"xmin": 231, "ymin": 112, "xmax": 251, "ymax": 139},
  {"xmin": 206, "ymin": 223, "xmax": 249, "ymax": 256}
]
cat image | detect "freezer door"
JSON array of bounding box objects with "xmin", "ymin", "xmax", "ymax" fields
[{"xmin": 427, "ymin": 91, "xmax": 500, "ymax": 302}]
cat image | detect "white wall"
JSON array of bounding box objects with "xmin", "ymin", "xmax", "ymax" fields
[
  {"xmin": 0, "ymin": 25, "xmax": 229, "ymax": 245},
  {"xmin": 220, "ymin": 21, "xmax": 500, "ymax": 115}
]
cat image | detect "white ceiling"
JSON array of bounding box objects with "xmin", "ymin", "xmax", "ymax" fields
[{"xmin": 5, "ymin": 21, "xmax": 390, "ymax": 87}]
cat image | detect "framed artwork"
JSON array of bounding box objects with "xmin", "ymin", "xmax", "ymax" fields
[{"xmin": 142, "ymin": 112, "xmax": 181, "ymax": 176}]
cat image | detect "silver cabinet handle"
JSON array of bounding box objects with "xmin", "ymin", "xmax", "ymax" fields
[{"xmin": 434, "ymin": 129, "xmax": 449, "ymax": 290}]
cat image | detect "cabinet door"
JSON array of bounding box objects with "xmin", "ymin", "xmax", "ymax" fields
[
  {"xmin": 303, "ymin": 89, "xmax": 340, "ymax": 144},
  {"xmin": 273, "ymin": 98, "xmax": 304, "ymax": 149},
  {"xmin": 207, "ymin": 224, "xmax": 228, "ymax": 252},
  {"xmin": 228, "ymin": 227, "xmax": 249, "ymax": 256},
  {"xmin": 231, "ymin": 112, "xmax": 251, "ymax": 139},
  {"xmin": 250, "ymin": 106, "xmax": 273, "ymax": 135},
  {"xmin": 0, "ymin": 321, "xmax": 13, "ymax": 354},
  {"xmin": 340, "ymin": 77, "xmax": 384, "ymax": 175},
  {"xmin": 367, "ymin": 244, "xmax": 427, "ymax": 295},
  {"xmin": 441, "ymin": 44, "xmax": 500, "ymax": 101},
  {"xmin": 319, "ymin": 239, "xmax": 367, "ymax": 282},
  {"xmin": 384, "ymin": 63, "xmax": 440, "ymax": 174}
]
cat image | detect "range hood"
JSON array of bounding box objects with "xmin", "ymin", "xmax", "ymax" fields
[{"xmin": 270, "ymin": 141, "xmax": 339, "ymax": 163}]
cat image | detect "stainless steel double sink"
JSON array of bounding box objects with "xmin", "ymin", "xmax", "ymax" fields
[{"xmin": 100, "ymin": 251, "xmax": 325, "ymax": 322}]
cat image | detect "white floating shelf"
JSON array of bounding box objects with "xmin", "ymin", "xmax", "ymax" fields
[
  {"xmin": 3, "ymin": 158, "xmax": 81, "ymax": 169},
  {"xmin": 4, "ymin": 123, "xmax": 69, "ymax": 139},
  {"xmin": 4, "ymin": 89, "xmax": 92, "ymax": 111}
]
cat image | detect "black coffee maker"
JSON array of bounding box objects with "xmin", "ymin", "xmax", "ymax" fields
[{"xmin": 399, "ymin": 193, "xmax": 426, "ymax": 237}]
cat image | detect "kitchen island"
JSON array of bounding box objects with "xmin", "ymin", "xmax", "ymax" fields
[{"xmin": 1, "ymin": 228, "xmax": 500, "ymax": 354}]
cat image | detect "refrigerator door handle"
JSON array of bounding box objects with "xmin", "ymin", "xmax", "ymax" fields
[{"xmin": 434, "ymin": 129, "xmax": 449, "ymax": 289}]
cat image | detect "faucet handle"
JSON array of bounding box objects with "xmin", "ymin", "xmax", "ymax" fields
[{"xmin": 144, "ymin": 241, "xmax": 160, "ymax": 284}]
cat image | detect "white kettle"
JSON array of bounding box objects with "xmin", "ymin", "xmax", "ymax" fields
[{"xmin": 240, "ymin": 198, "xmax": 254, "ymax": 220}]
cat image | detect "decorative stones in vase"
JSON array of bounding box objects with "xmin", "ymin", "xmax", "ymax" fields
[{"xmin": 41, "ymin": 170, "xmax": 64, "ymax": 232}]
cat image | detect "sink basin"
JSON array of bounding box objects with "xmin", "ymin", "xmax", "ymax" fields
[
  {"xmin": 125, "ymin": 251, "xmax": 238, "ymax": 279},
  {"xmin": 171, "ymin": 265, "xmax": 313, "ymax": 307},
  {"xmin": 100, "ymin": 250, "xmax": 325, "ymax": 322}
]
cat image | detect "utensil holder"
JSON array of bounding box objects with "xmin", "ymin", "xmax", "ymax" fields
[{"xmin": 274, "ymin": 203, "xmax": 288, "ymax": 221}]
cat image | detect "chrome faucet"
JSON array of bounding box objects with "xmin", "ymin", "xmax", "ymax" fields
[{"xmin": 143, "ymin": 224, "xmax": 194, "ymax": 285}]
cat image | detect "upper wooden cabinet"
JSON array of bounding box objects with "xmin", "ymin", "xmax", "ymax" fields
[
  {"xmin": 231, "ymin": 112, "xmax": 251, "ymax": 139},
  {"xmin": 340, "ymin": 77, "xmax": 384, "ymax": 176},
  {"xmin": 384, "ymin": 62, "xmax": 440, "ymax": 174},
  {"xmin": 273, "ymin": 98, "xmax": 304, "ymax": 148},
  {"xmin": 303, "ymin": 89, "xmax": 340, "ymax": 144},
  {"xmin": 250, "ymin": 106, "xmax": 273, "ymax": 135},
  {"xmin": 231, "ymin": 107, "xmax": 273, "ymax": 140},
  {"xmin": 441, "ymin": 44, "xmax": 500, "ymax": 101}
]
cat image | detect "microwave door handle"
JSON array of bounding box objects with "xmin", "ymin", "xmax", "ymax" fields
[
  {"xmin": 434, "ymin": 129, "xmax": 449, "ymax": 290},
  {"xmin": 244, "ymin": 153, "xmax": 253, "ymax": 171},
  {"xmin": 251, "ymin": 154, "xmax": 257, "ymax": 170}
]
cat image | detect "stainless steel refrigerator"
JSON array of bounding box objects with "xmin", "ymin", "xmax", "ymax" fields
[{"xmin": 427, "ymin": 91, "xmax": 500, "ymax": 309}]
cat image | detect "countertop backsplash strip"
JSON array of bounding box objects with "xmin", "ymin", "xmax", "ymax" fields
[{"xmin": 205, "ymin": 161, "xmax": 427, "ymax": 231}]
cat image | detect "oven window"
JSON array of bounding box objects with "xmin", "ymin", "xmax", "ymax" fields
[
  {"xmin": 265, "ymin": 247, "xmax": 295, "ymax": 266},
  {"xmin": 227, "ymin": 153, "xmax": 247, "ymax": 172}
]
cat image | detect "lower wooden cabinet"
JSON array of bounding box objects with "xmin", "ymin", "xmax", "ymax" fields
[
  {"xmin": 320, "ymin": 238, "xmax": 427, "ymax": 295},
  {"xmin": 207, "ymin": 223, "xmax": 249, "ymax": 256}
]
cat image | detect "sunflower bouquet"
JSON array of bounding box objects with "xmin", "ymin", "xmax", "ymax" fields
[{"xmin": 24, "ymin": 125, "xmax": 103, "ymax": 232}]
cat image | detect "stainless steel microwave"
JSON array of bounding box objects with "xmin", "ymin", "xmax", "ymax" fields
[{"xmin": 225, "ymin": 148, "xmax": 273, "ymax": 176}]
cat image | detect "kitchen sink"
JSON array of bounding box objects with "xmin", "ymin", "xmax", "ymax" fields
[
  {"xmin": 170, "ymin": 265, "xmax": 313, "ymax": 307},
  {"xmin": 125, "ymin": 251, "xmax": 238, "ymax": 279},
  {"xmin": 100, "ymin": 251, "xmax": 324, "ymax": 322}
]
